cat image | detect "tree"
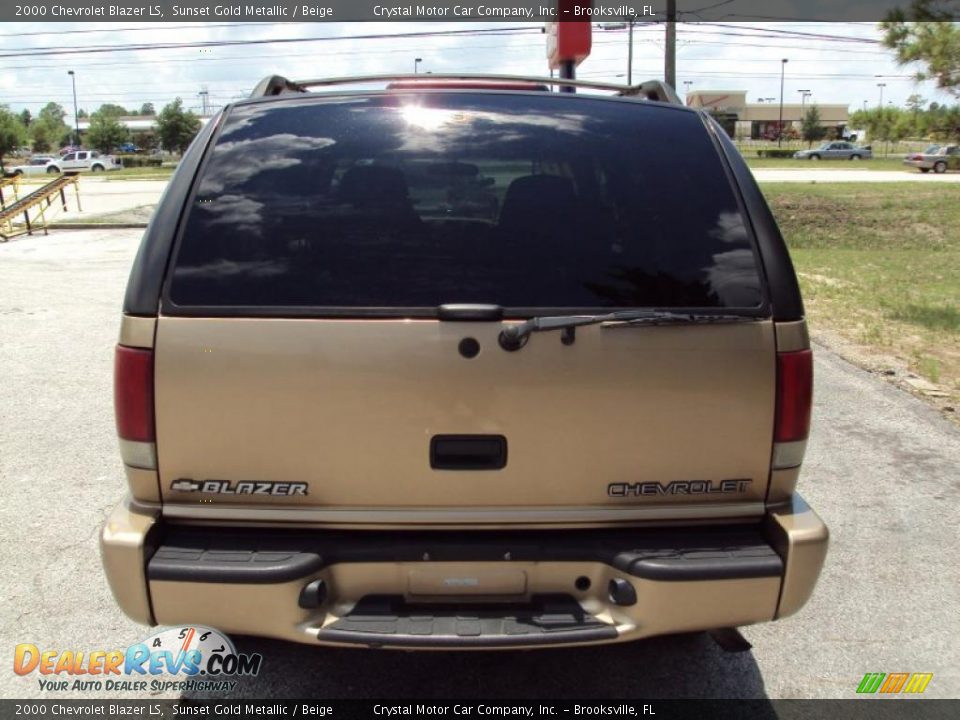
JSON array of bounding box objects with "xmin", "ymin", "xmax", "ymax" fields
[
  {"xmin": 156, "ymin": 98, "xmax": 201, "ymax": 154},
  {"xmin": 906, "ymin": 93, "xmax": 927, "ymax": 113},
  {"xmin": 140, "ymin": 102, "xmax": 155, "ymax": 116},
  {"xmin": 37, "ymin": 102, "xmax": 67, "ymax": 127},
  {"xmin": 77, "ymin": 109, "xmax": 89, "ymax": 119},
  {"xmin": 927, "ymin": 104, "xmax": 960, "ymax": 141},
  {"xmin": 87, "ymin": 110, "xmax": 128, "ymax": 152},
  {"xmin": 30, "ymin": 123, "xmax": 53, "ymax": 153},
  {"xmin": 0, "ymin": 107, "xmax": 27, "ymax": 173},
  {"xmin": 18, "ymin": 109, "xmax": 31, "ymax": 127},
  {"xmin": 882, "ymin": 1, "xmax": 960, "ymax": 95},
  {"xmin": 96, "ymin": 103, "xmax": 128, "ymax": 118},
  {"xmin": 801, "ymin": 105, "xmax": 826, "ymax": 147},
  {"xmin": 134, "ymin": 130, "xmax": 157, "ymax": 151},
  {"xmin": 34, "ymin": 102, "xmax": 71, "ymax": 147}
]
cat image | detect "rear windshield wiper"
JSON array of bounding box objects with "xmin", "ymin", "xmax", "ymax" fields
[{"xmin": 498, "ymin": 310, "xmax": 758, "ymax": 351}]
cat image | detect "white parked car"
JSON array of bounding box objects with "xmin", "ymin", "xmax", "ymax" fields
[
  {"xmin": 4, "ymin": 156, "xmax": 56, "ymax": 177},
  {"xmin": 45, "ymin": 150, "xmax": 122, "ymax": 174}
]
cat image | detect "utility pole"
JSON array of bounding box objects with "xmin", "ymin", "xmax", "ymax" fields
[
  {"xmin": 665, "ymin": 0, "xmax": 676, "ymax": 89},
  {"xmin": 67, "ymin": 70, "xmax": 80, "ymax": 146},
  {"xmin": 559, "ymin": 60, "xmax": 575, "ymax": 92},
  {"xmin": 778, "ymin": 58, "xmax": 788, "ymax": 147}
]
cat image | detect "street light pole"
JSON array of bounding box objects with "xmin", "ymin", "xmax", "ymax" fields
[
  {"xmin": 67, "ymin": 70, "xmax": 80, "ymax": 147},
  {"xmin": 414, "ymin": 58, "xmax": 422, "ymax": 74},
  {"xmin": 877, "ymin": 82, "xmax": 886, "ymax": 108},
  {"xmin": 798, "ymin": 89, "xmax": 811, "ymax": 110},
  {"xmin": 778, "ymin": 58, "xmax": 788, "ymax": 147},
  {"xmin": 683, "ymin": 80, "xmax": 693, "ymax": 104},
  {"xmin": 665, "ymin": 0, "xmax": 676, "ymax": 88}
]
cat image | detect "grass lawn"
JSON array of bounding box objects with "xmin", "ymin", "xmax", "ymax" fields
[
  {"xmin": 14, "ymin": 166, "xmax": 176, "ymax": 184},
  {"xmin": 102, "ymin": 165, "xmax": 176, "ymax": 180},
  {"xmin": 761, "ymin": 182, "xmax": 960, "ymax": 405},
  {"xmin": 746, "ymin": 156, "xmax": 913, "ymax": 172}
]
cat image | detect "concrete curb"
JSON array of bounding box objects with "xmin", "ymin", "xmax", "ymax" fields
[{"xmin": 47, "ymin": 223, "xmax": 148, "ymax": 230}]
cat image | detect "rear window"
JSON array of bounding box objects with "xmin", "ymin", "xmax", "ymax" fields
[{"xmin": 168, "ymin": 93, "xmax": 763, "ymax": 313}]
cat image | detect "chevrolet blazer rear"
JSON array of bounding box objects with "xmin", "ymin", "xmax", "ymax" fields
[{"xmin": 102, "ymin": 77, "xmax": 827, "ymax": 649}]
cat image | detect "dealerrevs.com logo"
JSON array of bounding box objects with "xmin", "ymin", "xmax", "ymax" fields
[{"xmin": 14, "ymin": 626, "xmax": 263, "ymax": 693}]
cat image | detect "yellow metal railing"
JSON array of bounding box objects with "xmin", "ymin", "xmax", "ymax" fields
[
  {"xmin": 0, "ymin": 174, "xmax": 21, "ymax": 210},
  {"xmin": 0, "ymin": 175, "xmax": 81, "ymax": 241}
]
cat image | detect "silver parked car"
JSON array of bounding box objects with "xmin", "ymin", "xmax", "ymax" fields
[
  {"xmin": 4, "ymin": 156, "xmax": 56, "ymax": 177},
  {"xmin": 794, "ymin": 141, "xmax": 872, "ymax": 161},
  {"xmin": 903, "ymin": 145, "xmax": 960, "ymax": 173}
]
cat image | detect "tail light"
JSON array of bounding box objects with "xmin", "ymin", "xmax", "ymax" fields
[
  {"xmin": 773, "ymin": 349, "xmax": 813, "ymax": 469},
  {"xmin": 114, "ymin": 345, "xmax": 156, "ymax": 469}
]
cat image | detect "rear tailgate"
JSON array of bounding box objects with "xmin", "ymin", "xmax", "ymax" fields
[
  {"xmin": 154, "ymin": 318, "xmax": 774, "ymax": 520},
  {"xmin": 152, "ymin": 91, "xmax": 778, "ymax": 525}
]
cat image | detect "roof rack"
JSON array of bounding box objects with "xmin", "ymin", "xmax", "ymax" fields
[{"xmin": 249, "ymin": 73, "xmax": 683, "ymax": 105}]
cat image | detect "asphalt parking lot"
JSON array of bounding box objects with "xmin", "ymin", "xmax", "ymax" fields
[{"xmin": 0, "ymin": 228, "xmax": 958, "ymax": 700}]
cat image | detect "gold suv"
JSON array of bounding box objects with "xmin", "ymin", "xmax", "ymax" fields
[{"xmin": 102, "ymin": 75, "xmax": 827, "ymax": 649}]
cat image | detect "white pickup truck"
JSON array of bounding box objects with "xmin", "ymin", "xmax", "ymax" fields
[{"xmin": 46, "ymin": 150, "xmax": 122, "ymax": 174}]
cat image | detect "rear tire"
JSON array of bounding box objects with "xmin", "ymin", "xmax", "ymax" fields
[
  {"xmin": 91, "ymin": 165, "xmax": 104, "ymax": 173},
  {"xmin": 809, "ymin": 154, "xmax": 820, "ymax": 161},
  {"xmin": 934, "ymin": 161, "xmax": 947, "ymax": 174},
  {"xmin": 46, "ymin": 166, "xmax": 59, "ymax": 174},
  {"xmin": 850, "ymin": 155, "xmax": 861, "ymax": 161}
]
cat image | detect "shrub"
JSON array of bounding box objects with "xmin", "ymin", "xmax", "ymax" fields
[
  {"xmin": 756, "ymin": 149, "xmax": 798, "ymax": 158},
  {"xmin": 117, "ymin": 155, "xmax": 163, "ymax": 168}
]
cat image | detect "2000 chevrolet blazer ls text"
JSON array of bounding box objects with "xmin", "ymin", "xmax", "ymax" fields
[{"xmin": 101, "ymin": 75, "xmax": 828, "ymax": 649}]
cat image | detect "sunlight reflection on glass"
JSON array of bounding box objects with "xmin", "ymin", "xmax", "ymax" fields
[{"xmin": 400, "ymin": 105, "xmax": 456, "ymax": 131}]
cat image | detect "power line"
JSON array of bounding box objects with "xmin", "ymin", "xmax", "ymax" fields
[
  {"xmin": 0, "ymin": 36, "xmax": 602, "ymax": 73},
  {"xmin": 0, "ymin": 26, "xmax": 542, "ymax": 60},
  {"xmin": 695, "ymin": 22, "xmax": 880, "ymax": 44},
  {"xmin": 0, "ymin": 21, "xmax": 285, "ymax": 38},
  {"xmin": 0, "ymin": 27, "xmax": 890, "ymax": 76}
]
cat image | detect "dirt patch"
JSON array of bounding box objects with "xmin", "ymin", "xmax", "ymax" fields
[
  {"xmin": 811, "ymin": 326, "xmax": 959, "ymax": 427},
  {"xmin": 56, "ymin": 205, "xmax": 155, "ymax": 225},
  {"xmin": 798, "ymin": 272, "xmax": 850, "ymax": 289}
]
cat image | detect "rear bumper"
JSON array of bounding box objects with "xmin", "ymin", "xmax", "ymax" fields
[{"xmin": 101, "ymin": 496, "xmax": 827, "ymax": 649}]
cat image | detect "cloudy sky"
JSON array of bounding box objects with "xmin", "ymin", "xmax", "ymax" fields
[{"xmin": 0, "ymin": 20, "xmax": 954, "ymax": 121}]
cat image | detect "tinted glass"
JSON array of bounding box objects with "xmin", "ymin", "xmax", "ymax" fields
[{"xmin": 170, "ymin": 93, "xmax": 763, "ymax": 311}]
